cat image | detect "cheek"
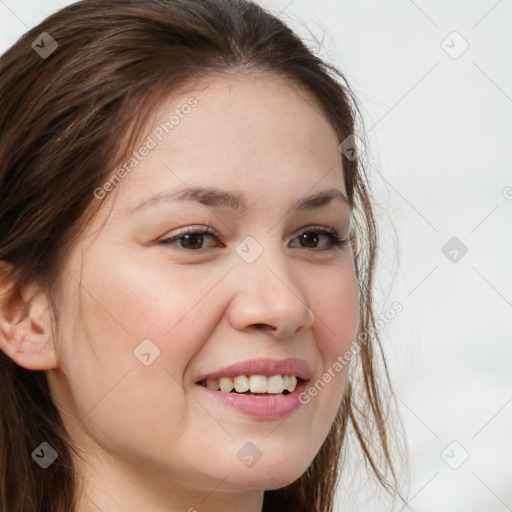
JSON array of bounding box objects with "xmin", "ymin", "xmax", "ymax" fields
[
  {"xmin": 71, "ymin": 254, "xmax": 219, "ymax": 364},
  {"xmin": 54, "ymin": 238, "xmax": 230, "ymax": 420},
  {"xmin": 59, "ymin": 259, "xmax": 225, "ymax": 433},
  {"xmin": 303, "ymin": 263, "xmax": 359, "ymax": 440},
  {"xmin": 51, "ymin": 265, "xmax": 208, "ymax": 466},
  {"xmin": 311, "ymin": 262, "xmax": 359, "ymax": 358}
]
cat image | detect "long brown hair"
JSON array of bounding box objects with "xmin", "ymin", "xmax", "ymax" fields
[{"xmin": 0, "ymin": 1, "xmax": 404, "ymax": 510}]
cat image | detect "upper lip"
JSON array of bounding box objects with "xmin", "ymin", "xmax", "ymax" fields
[{"xmin": 195, "ymin": 357, "xmax": 312, "ymax": 383}]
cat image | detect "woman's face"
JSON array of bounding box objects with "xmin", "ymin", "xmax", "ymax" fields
[{"xmin": 47, "ymin": 73, "xmax": 359, "ymax": 510}]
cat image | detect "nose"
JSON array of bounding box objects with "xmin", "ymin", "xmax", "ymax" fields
[{"xmin": 227, "ymin": 239, "xmax": 315, "ymax": 339}]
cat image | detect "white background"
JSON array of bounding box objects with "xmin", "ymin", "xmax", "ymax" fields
[{"xmin": 1, "ymin": 1, "xmax": 510, "ymax": 510}]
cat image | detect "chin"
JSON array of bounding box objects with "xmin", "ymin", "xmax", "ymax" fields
[{"xmin": 228, "ymin": 456, "xmax": 310, "ymax": 491}]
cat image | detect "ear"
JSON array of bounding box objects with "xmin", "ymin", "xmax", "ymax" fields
[{"xmin": 0, "ymin": 260, "xmax": 58, "ymax": 370}]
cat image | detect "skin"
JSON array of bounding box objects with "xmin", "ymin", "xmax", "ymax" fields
[{"xmin": 0, "ymin": 73, "xmax": 359, "ymax": 512}]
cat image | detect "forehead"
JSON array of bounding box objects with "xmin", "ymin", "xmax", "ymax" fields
[
  {"xmin": 144, "ymin": 72, "xmax": 339, "ymax": 154},
  {"xmin": 104, "ymin": 73, "xmax": 347, "ymax": 216}
]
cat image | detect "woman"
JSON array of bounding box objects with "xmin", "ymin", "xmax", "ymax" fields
[{"xmin": 0, "ymin": 1, "xmax": 403, "ymax": 510}]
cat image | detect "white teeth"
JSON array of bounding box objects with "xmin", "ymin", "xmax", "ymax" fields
[
  {"xmin": 201, "ymin": 374, "xmax": 300, "ymax": 394},
  {"xmin": 206, "ymin": 379, "xmax": 220, "ymax": 390},
  {"xmin": 267, "ymin": 375, "xmax": 284, "ymax": 393},
  {"xmin": 234, "ymin": 375, "xmax": 250, "ymax": 392},
  {"xmin": 219, "ymin": 377, "xmax": 234, "ymax": 393},
  {"xmin": 249, "ymin": 375, "xmax": 267, "ymax": 393}
]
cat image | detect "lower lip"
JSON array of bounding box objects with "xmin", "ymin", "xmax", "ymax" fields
[{"xmin": 195, "ymin": 379, "xmax": 309, "ymax": 419}]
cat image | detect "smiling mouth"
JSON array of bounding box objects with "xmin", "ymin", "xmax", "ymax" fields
[{"xmin": 196, "ymin": 374, "xmax": 303, "ymax": 396}]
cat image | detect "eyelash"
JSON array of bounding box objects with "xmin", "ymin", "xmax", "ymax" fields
[{"xmin": 159, "ymin": 225, "xmax": 349, "ymax": 253}]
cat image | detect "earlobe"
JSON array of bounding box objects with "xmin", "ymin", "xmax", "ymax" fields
[{"xmin": 0, "ymin": 261, "xmax": 58, "ymax": 371}]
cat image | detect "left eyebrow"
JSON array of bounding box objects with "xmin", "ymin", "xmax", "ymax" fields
[{"xmin": 130, "ymin": 186, "xmax": 352, "ymax": 214}]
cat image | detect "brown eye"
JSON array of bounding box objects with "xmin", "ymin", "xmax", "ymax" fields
[
  {"xmin": 298, "ymin": 231, "xmax": 320, "ymax": 248},
  {"xmin": 159, "ymin": 226, "xmax": 219, "ymax": 251},
  {"xmin": 176, "ymin": 232, "xmax": 208, "ymax": 250},
  {"xmin": 290, "ymin": 226, "xmax": 348, "ymax": 251}
]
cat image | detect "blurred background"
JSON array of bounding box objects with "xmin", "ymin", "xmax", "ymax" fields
[{"xmin": 1, "ymin": 1, "xmax": 510, "ymax": 510}]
